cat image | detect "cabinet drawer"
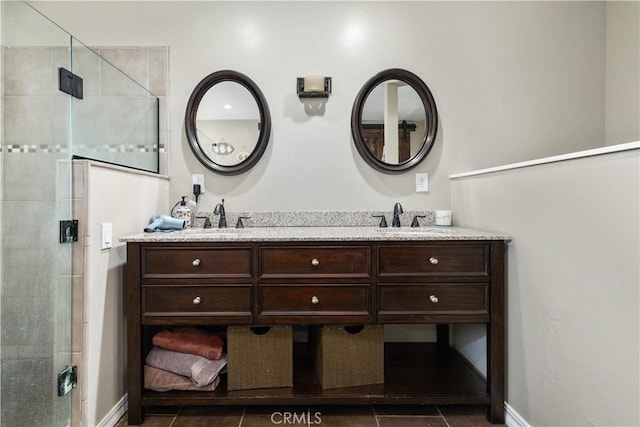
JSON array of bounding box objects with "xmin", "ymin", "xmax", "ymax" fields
[
  {"xmin": 258, "ymin": 284, "xmax": 371, "ymax": 319},
  {"xmin": 378, "ymin": 244, "xmax": 488, "ymax": 277},
  {"xmin": 378, "ymin": 283, "xmax": 488, "ymax": 320},
  {"xmin": 259, "ymin": 246, "xmax": 370, "ymax": 278},
  {"xmin": 142, "ymin": 285, "xmax": 252, "ymax": 319},
  {"xmin": 141, "ymin": 247, "xmax": 252, "ymax": 278}
]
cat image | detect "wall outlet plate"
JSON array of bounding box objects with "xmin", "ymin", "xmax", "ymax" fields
[
  {"xmin": 415, "ymin": 173, "xmax": 429, "ymax": 192},
  {"xmin": 192, "ymin": 174, "xmax": 205, "ymax": 194}
]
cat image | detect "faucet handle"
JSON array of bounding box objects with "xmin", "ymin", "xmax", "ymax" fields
[
  {"xmin": 411, "ymin": 215, "xmax": 426, "ymax": 228},
  {"xmin": 372, "ymin": 215, "xmax": 388, "ymax": 228},
  {"xmin": 235, "ymin": 216, "xmax": 251, "ymax": 229},
  {"xmin": 195, "ymin": 214, "xmax": 213, "ymax": 229}
]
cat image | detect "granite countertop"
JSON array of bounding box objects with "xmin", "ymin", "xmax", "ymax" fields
[{"xmin": 120, "ymin": 226, "xmax": 510, "ymax": 243}]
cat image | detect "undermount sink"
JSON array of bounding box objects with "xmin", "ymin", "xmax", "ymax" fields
[
  {"xmin": 182, "ymin": 227, "xmax": 247, "ymax": 236},
  {"xmin": 376, "ymin": 227, "xmax": 455, "ymax": 235}
]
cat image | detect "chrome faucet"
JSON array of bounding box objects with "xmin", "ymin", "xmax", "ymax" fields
[
  {"xmin": 214, "ymin": 198, "xmax": 227, "ymax": 228},
  {"xmin": 392, "ymin": 202, "xmax": 404, "ymax": 227}
]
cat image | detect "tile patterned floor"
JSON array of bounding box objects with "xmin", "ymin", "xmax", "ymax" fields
[{"xmin": 117, "ymin": 405, "xmax": 506, "ymax": 427}]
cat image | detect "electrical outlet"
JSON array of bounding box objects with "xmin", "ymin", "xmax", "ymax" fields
[
  {"xmin": 192, "ymin": 174, "xmax": 205, "ymax": 194},
  {"xmin": 415, "ymin": 173, "xmax": 428, "ymax": 192}
]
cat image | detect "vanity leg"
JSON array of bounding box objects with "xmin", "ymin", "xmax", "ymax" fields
[
  {"xmin": 436, "ymin": 324, "xmax": 449, "ymax": 346},
  {"xmin": 127, "ymin": 243, "xmax": 144, "ymax": 426},
  {"xmin": 128, "ymin": 404, "xmax": 142, "ymax": 426},
  {"xmin": 488, "ymin": 241, "xmax": 506, "ymax": 424}
]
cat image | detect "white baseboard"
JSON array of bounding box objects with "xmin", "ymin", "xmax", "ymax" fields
[
  {"xmin": 96, "ymin": 394, "xmax": 127, "ymax": 427},
  {"xmin": 505, "ymin": 402, "xmax": 530, "ymax": 427}
]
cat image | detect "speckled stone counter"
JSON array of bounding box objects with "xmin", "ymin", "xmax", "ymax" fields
[
  {"xmin": 122, "ymin": 210, "xmax": 509, "ymax": 242},
  {"xmin": 120, "ymin": 225, "xmax": 509, "ymax": 242}
]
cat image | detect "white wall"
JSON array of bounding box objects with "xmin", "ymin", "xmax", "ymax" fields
[
  {"xmin": 33, "ymin": 1, "xmax": 610, "ymax": 212},
  {"xmin": 451, "ymin": 147, "xmax": 640, "ymax": 426},
  {"xmin": 73, "ymin": 161, "xmax": 169, "ymax": 426},
  {"xmin": 605, "ymin": 1, "xmax": 640, "ymax": 146}
]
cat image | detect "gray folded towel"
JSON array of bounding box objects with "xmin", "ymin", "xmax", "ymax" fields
[
  {"xmin": 144, "ymin": 365, "xmax": 221, "ymax": 392},
  {"xmin": 146, "ymin": 346, "xmax": 227, "ymax": 387}
]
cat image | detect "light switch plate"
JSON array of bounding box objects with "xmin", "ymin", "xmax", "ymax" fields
[
  {"xmin": 100, "ymin": 223, "xmax": 112, "ymax": 250},
  {"xmin": 415, "ymin": 173, "xmax": 428, "ymax": 192}
]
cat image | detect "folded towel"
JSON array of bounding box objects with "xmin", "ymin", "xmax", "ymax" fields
[
  {"xmin": 152, "ymin": 328, "xmax": 224, "ymax": 360},
  {"xmin": 144, "ymin": 365, "xmax": 220, "ymax": 392},
  {"xmin": 146, "ymin": 346, "xmax": 227, "ymax": 387}
]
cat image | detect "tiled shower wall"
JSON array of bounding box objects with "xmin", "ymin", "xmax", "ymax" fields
[
  {"xmin": 74, "ymin": 46, "xmax": 168, "ymax": 174},
  {"xmin": 3, "ymin": 45, "xmax": 167, "ymax": 172},
  {"xmin": 1, "ymin": 45, "xmax": 168, "ymax": 426}
]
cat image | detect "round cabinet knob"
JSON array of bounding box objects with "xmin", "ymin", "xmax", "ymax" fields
[
  {"xmin": 192, "ymin": 296, "xmax": 202, "ymax": 305},
  {"xmin": 192, "ymin": 259, "xmax": 201, "ymax": 267},
  {"xmin": 429, "ymin": 257, "xmax": 439, "ymax": 265},
  {"xmin": 429, "ymin": 295, "xmax": 439, "ymax": 303},
  {"xmin": 311, "ymin": 296, "xmax": 319, "ymax": 304},
  {"xmin": 311, "ymin": 258, "xmax": 320, "ymax": 266}
]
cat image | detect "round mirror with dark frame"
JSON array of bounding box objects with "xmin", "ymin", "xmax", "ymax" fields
[
  {"xmin": 351, "ymin": 68, "xmax": 438, "ymax": 174},
  {"xmin": 185, "ymin": 70, "xmax": 271, "ymax": 175}
]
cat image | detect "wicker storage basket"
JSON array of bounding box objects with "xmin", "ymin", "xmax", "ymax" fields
[
  {"xmin": 227, "ymin": 326, "xmax": 293, "ymax": 390},
  {"xmin": 310, "ymin": 325, "xmax": 384, "ymax": 389}
]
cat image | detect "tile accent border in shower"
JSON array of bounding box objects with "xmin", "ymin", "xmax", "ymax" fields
[{"xmin": 1, "ymin": 143, "xmax": 166, "ymax": 154}]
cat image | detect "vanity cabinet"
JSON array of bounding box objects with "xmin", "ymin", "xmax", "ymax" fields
[{"xmin": 126, "ymin": 239, "xmax": 506, "ymax": 425}]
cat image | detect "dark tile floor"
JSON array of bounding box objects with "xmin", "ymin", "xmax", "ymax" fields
[{"xmin": 117, "ymin": 405, "xmax": 505, "ymax": 427}]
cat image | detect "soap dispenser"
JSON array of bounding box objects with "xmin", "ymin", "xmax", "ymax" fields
[{"xmin": 173, "ymin": 196, "xmax": 192, "ymax": 227}]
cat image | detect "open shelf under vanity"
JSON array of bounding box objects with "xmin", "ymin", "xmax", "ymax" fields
[{"xmin": 142, "ymin": 342, "xmax": 489, "ymax": 406}]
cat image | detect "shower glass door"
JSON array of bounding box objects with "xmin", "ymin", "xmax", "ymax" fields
[
  {"xmin": 1, "ymin": 2, "xmax": 74, "ymax": 425},
  {"xmin": 2, "ymin": 3, "xmax": 159, "ymax": 425}
]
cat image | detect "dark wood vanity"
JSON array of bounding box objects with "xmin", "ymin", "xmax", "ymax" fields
[{"xmin": 126, "ymin": 235, "xmax": 507, "ymax": 425}]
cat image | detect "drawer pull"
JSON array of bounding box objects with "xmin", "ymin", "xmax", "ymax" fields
[
  {"xmin": 192, "ymin": 259, "xmax": 201, "ymax": 267},
  {"xmin": 429, "ymin": 257, "xmax": 439, "ymax": 265},
  {"xmin": 311, "ymin": 258, "xmax": 320, "ymax": 266},
  {"xmin": 311, "ymin": 296, "xmax": 319, "ymax": 304},
  {"xmin": 192, "ymin": 296, "xmax": 202, "ymax": 305},
  {"xmin": 429, "ymin": 295, "xmax": 439, "ymax": 303}
]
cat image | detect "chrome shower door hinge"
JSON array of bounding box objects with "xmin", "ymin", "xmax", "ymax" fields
[{"xmin": 57, "ymin": 366, "xmax": 78, "ymax": 397}]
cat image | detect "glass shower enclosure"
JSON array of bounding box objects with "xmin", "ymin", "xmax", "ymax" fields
[{"xmin": 1, "ymin": 2, "xmax": 159, "ymax": 425}]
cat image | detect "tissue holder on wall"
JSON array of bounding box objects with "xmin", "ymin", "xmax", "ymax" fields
[{"xmin": 297, "ymin": 76, "xmax": 332, "ymax": 99}]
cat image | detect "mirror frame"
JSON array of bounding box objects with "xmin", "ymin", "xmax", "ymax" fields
[
  {"xmin": 351, "ymin": 68, "xmax": 438, "ymax": 174},
  {"xmin": 185, "ymin": 70, "xmax": 271, "ymax": 175}
]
